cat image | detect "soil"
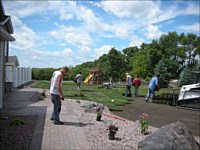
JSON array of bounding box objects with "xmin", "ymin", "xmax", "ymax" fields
[
  {"xmin": 113, "ymin": 96, "xmax": 200, "ymax": 136},
  {"xmin": 0, "ymin": 115, "xmax": 38, "ymax": 150}
]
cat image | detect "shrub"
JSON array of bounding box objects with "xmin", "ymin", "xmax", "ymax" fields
[{"xmin": 10, "ymin": 118, "xmax": 25, "ymax": 126}]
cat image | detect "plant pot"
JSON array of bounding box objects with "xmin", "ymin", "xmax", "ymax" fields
[
  {"xmin": 96, "ymin": 115, "xmax": 102, "ymax": 121},
  {"xmin": 108, "ymin": 131, "xmax": 115, "ymax": 140}
]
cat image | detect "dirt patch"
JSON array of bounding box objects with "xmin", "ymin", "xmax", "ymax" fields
[
  {"xmin": 0, "ymin": 115, "xmax": 38, "ymax": 150},
  {"xmin": 113, "ymin": 97, "xmax": 200, "ymax": 137}
]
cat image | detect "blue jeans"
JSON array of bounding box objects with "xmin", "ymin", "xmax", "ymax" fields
[
  {"xmin": 51, "ymin": 94, "xmax": 61, "ymax": 123},
  {"xmin": 125, "ymin": 85, "xmax": 131, "ymax": 97},
  {"xmin": 77, "ymin": 83, "xmax": 81, "ymax": 90},
  {"xmin": 146, "ymin": 88, "xmax": 155, "ymax": 100},
  {"xmin": 134, "ymin": 86, "xmax": 139, "ymax": 97}
]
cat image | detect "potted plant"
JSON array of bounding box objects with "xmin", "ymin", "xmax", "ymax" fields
[
  {"xmin": 139, "ymin": 113, "xmax": 149, "ymax": 135},
  {"xmin": 96, "ymin": 104, "xmax": 104, "ymax": 121},
  {"xmin": 108, "ymin": 123, "xmax": 118, "ymax": 140}
]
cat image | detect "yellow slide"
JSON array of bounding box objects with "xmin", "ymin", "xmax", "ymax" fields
[{"xmin": 84, "ymin": 74, "xmax": 93, "ymax": 83}]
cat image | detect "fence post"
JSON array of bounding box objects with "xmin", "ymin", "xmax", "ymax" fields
[
  {"xmin": 6, "ymin": 66, "xmax": 12, "ymax": 82},
  {"xmin": 13, "ymin": 68, "xmax": 17, "ymax": 88}
]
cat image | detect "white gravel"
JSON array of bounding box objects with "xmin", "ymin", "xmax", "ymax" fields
[{"xmin": 67, "ymin": 99, "xmax": 158, "ymax": 150}]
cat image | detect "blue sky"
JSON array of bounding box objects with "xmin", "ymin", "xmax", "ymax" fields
[{"xmin": 3, "ymin": 0, "xmax": 200, "ymax": 68}]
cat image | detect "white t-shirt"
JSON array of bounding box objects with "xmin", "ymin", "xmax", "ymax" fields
[
  {"xmin": 76, "ymin": 74, "xmax": 83, "ymax": 83},
  {"xmin": 126, "ymin": 75, "xmax": 132, "ymax": 86},
  {"xmin": 50, "ymin": 71, "xmax": 62, "ymax": 95}
]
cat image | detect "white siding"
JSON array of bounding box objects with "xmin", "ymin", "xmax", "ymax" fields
[{"xmin": 0, "ymin": 41, "xmax": 5, "ymax": 110}]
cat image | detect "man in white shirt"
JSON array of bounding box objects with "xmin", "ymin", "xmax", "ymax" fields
[
  {"xmin": 74, "ymin": 72, "xmax": 83, "ymax": 90},
  {"xmin": 50, "ymin": 66, "xmax": 68, "ymax": 125},
  {"xmin": 125, "ymin": 73, "xmax": 132, "ymax": 97}
]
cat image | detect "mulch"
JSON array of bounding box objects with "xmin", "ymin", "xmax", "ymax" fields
[{"xmin": 0, "ymin": 115, "xmax": 38, "ymax": 150}]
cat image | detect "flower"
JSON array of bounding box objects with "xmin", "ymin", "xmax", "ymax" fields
[
  {"xmin": 96, "ymin": 104, "xmax": 104, "ymax": 116},
  {"xmin": 139, "ymin": 113, "xmax": 148, "ymax": 135}
]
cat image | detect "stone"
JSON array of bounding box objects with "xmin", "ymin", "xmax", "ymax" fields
[
  {"xmin": 80, "ymin": 102, "xmax": 96, "ymax": 109},
  {"xmin": 138, "ymin": 121, "xmax": 200, "ymax": 150}
]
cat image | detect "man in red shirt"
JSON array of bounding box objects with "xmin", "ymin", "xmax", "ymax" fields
[{"xmin": 132, "ymin": 75, "xmax": 141, "ymax": 97}]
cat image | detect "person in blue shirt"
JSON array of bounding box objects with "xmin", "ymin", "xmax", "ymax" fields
[{"xmin": 145, "ymin": 74, "xmax": 160, "ymax": 102}]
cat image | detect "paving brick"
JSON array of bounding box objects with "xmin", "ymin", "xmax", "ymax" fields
[{"xmin": 4, "ymin": 88, "xmax": 91, "ymax": 150}]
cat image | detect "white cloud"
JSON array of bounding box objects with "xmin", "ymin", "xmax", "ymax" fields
[
  {"xmin": 60, "ymin": 43, "xmax": 67, "ymax": 46},
  {"xmin": 78, "ymin": 46, "xmax": 92, "ymax": 54},
  {"xmin": 129, "ymin": 35, "xmax": 145, "ymax": 47},
  {"xmin": 100, "ymin": 1, "xmax": 199, "ymax": 25},
  {"xmin": 100, "ymin": 1, "xmax": 161, "ymax": 21},
  {"xmin": 78, "ymin": 6, "xmax": 103, "ymax": 32},
  {"xmin": 50, "ymin": 25, "xmax": 93, "ymax": 46},
  {"xmin": 183, "ymin": 3, "xmax": 200, "ymax": 16},
  {"xmin": 143, "ymin": 24, "xmax": 163, "ymax": 40},
  {"xmin": 94, "ymin": 45, "xmax": 113, "ymax": 58},
  {"xmin": 3, "ymin": 1, "xmax": 51, "ymax": 18},
  {"xmin": 10, "ymin": 23, "xmax": 36, "ymax": 51},
  {"xmin": 176, "ymin": 23, "xmax": 200, "ymax": 33},
  {"xmin": 16, "ymin": 47, "xmax": 75, "ymax": 68},
  {"xmin": 10, "ymin": 16, "xmax": 23, "ymax": 27},
  {"xmin": 49, "ymin": 1, "xmax": 77, "ymax": 20}
]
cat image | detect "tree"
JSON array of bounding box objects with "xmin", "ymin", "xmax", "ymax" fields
[
  {"xmin": 178, "ymin": 67, "xmax": 191, "ymax": 87},
  {"xmin": 122, "ymin": 46, "xmax": 139, "ymax": 71},
  {"xmin": 147, "ymin": 48, "xmax": 162, "ymax": 76},
  {"xmin": 96, "ymin": 54, "xmax": 110, "ymax": 80},
  {"xmin": 154, "ymin": 60, "xmax": 170, "ymax": 88},
  {"xmin": 107, "ymin": 47, "xmax": 126, "ymax": 81},
  {"xmin": 132, "ymin": 51, "xmax": 149, "ymax": 79}
]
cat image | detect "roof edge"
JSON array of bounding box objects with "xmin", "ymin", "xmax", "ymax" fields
[{"xmin": 0, "ymin": 26, "xmax": 15, "ymax": 41}]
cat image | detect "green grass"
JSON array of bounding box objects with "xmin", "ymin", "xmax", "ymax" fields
[{"xmin": 31, "ymin": 81, "xmax": 180, "ymax": 111}]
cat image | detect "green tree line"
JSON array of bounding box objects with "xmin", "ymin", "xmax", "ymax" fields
[{"xmin": 32, "ymin": 31, "xmax": 200, "ymax": 87}]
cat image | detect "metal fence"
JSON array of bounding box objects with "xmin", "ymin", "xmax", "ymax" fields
[{"xmin": 6, "ymin": 66, "xmax": 32, "ymax": 88}]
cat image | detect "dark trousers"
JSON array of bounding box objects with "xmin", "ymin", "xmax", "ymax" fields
[
  {"xmin": 50, "ymin": 94, "xmax": 61, "ymax": 123},
  {"xmin": 125, "ymin": 85, "xmax": 131, "ymax": 97}
]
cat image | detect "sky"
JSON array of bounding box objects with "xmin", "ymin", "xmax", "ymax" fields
[{"xmin": 3, "ymin": 0, "xmax": 200, "ymax": 68}]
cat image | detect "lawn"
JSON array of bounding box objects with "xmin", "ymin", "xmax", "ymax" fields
[{"xmin": 31, "ymin": 81, "xmax": 180, "ymax": 111}]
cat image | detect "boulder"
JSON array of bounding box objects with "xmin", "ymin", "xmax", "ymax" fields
[{"xmin": 138, "ymin": 121, "xmax": 200, "ymax": 150}]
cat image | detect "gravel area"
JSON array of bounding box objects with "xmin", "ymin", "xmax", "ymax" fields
[
  {"xmin": 68, "ymin": 99, "xmax": 158, "ymax": 150},
  {"xmin": 0, "ymin": 115, "xmax": 38, "ymax": 150}
]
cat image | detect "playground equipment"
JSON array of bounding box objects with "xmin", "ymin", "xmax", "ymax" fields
[
  {"xmin": 84, "ymin": 74, "xmax": 93, "ymax": 83},
  {"xmin": 177, "ymin": 71, "xmax": 200, "ymax": 110},
  {"xmin": 84, "ymin": 70, "xmax": 103, "ymax": 84}
]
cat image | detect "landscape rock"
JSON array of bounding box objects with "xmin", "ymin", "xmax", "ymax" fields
[{"xmin": 138, "ymin": 121, "xmax": 199, "ymax": 150}]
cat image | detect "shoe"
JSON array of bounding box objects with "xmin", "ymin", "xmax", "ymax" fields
[{"xmin": 50, "ymin": 118, "xmax": 54, "ymax": 121}]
